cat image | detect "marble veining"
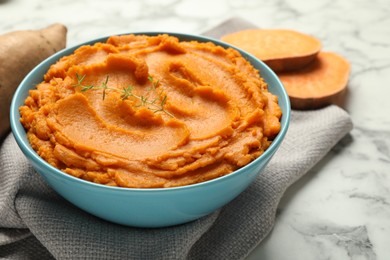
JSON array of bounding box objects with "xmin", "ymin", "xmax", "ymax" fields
[
  {"xmin": 1, "ymin": 0, "xmax": 389, "ymax": 259},
  {"xmin": 297, "ymin": 224, "xmax": 376, "ymax": 259}
]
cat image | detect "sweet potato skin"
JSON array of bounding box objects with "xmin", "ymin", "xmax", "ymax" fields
[
  {"xmin": 265, "ymin": 54, "xmax": 319, "ymax": 73},
  {"xmin": 0, "ymin": 23, "xmax": 67, "ymax": 141}
]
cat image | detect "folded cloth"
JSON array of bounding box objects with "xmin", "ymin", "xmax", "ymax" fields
[{"xmin": 0, "ymin": 18, "xmax": 353, "ymax": 260}]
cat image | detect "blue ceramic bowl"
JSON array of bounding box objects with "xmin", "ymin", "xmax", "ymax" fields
[{"xmin": 10, "ymin": 32, "xmax": 290, "ymax": 228}]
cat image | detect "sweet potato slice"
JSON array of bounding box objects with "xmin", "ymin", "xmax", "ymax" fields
[
  {"xmin": 277, "ymin": 52, "xmax": 350, "ymax": 110},
  {"xmin": 0, "ymin": 24, "xmax": 67, "ymax": 141},
  {"xmin": 221, "ymin": 29, "xmax": 321, "ymax": 72}
]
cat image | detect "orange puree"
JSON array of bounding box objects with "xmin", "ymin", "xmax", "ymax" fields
[{"xmin": 20, "ymin": 34, "xmax": 282, "ymax": 188}]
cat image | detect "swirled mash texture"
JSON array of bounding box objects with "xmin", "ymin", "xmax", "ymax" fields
[{"xmin": 20, "ymin": 34, "xmax": 282, "ymax": 188}]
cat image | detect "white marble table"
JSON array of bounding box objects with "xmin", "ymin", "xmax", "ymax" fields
[{"xmin": 1, "ymin": 0, "xmax": 389, "ymax": 259}]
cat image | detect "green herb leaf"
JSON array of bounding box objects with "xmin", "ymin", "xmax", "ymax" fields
[{"xmin": 73, "ymin": 74, "xmax": 173, "ymax": 117}]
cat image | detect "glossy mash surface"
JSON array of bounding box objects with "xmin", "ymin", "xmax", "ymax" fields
[{"xmin": 20, "ymin": 34, "xmax": 282, "ymax": 188}]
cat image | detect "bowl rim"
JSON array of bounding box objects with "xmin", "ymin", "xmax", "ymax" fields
[{"xmin": 10, "ymin": 31, "xmax": 291, "ymax": 193}]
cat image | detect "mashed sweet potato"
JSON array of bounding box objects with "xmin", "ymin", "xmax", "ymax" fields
[{"xmin": 20, "ymin": 34, "xmax": 281, "ymax": 188}]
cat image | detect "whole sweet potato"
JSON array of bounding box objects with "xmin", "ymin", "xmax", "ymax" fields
[{"xmin": 0, "ymin": 23, "xmax": 67, "ymax": 141}]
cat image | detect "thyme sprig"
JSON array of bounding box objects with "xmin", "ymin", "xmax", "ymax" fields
[{"xmin": 74, "ymin": 73, "xmax": 173, "ymax": 117}]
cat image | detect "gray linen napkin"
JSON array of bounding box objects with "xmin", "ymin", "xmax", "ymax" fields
[{"xmin": 0, "ymin": 18, "xmax": 353, "ymax": 260}]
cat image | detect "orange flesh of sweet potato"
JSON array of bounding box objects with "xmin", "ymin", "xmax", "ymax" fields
[
  {"xmin": 277, "ymin": 52, "xmax": 350, "ymax": 110},
  {"xmin": 221, "ymin": 29, "xmax": 322, "ymax": 72},
  {"xmin": 0, "ymin": 24, "xmax": 67, "ymax": 141}
]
